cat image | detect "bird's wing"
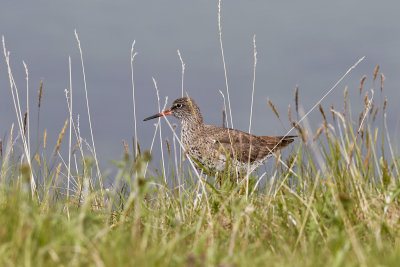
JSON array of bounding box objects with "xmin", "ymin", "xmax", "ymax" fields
[{"xmin": 208, "ymin": 127, "xmax": 295, "ymax": 163}]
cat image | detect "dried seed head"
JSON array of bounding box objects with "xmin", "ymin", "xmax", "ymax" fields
[
  {"xmin": 166, "ymin": 138, "xmax": 171, "ymax": 157},
  {"xmin": 55, "ymin": 163, "xmax": 62, "ymax": 183},
  {"xmin": 383, "ymin": 97, "xmax": 387, "ymax": 113},
  {"xmin": 359, "ymin": 75, "xmax": 366, "ymax": 95},
  {"xmin": 0, "ymin": 139, "xmax": 2, "ymax": 157},
  {"xmin": 364, "ymin": 92, "xmax": 369, "ymax": 108},
  {"xmin": 331, "ymin": 104, "xmax": 336, "ymax": 121},
  {"xmin": 372, "ymin": 106, "xmax": 379, "ymax": 122},
  {"xmin": 267, "ymin": 98, "xmax": 280, "ymax": 119},
  {"xmin": 380, "ymin": 73, "xmax": 385, "ymax": 92},
  {"xmin": 358, "ymin": 111, "xmax": 364, "ymax": 127},
  {"xmin": 23, "ymin": 111, "xmax": 28, "ymax": 136},
  {"xmin": 373, "ymin": 65, "xmax": 380, "ymax": 82},
  {"xmin": 38, "ymin": 80, "xmax": 43, "ymax": 108},
  {"xmin": 313, "ymin": 125, "xmax": 324, "ymax": 141},
  {"xmin": 319, "ymin": 104, "xmax": 328, "ymax": 130},
  {"xmin": 55, "ymin": 119, "xmax": 68, "ymax": 156},
  {"xmin": 72, "ymin": 141, "xmax": 80, "ymax": 155}
]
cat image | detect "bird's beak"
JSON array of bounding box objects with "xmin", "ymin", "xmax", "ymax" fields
[{"xmin": 143, "ymin": 109, "xmax": 172, "ymax": 121}]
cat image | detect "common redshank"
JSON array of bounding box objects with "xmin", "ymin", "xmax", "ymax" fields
[{"xmin": 144, "ymin": 97, "xmax": 295, "ymax": 177}]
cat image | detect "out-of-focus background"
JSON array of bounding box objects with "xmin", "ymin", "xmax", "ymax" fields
[{"xmin": 1, "ymin": 0, "xmax": 399, "ymax": 170}]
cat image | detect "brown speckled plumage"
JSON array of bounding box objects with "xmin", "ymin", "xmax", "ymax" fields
[{"xmin": 144, "ymin": 97, "xmax": 295, "ymax": 176}]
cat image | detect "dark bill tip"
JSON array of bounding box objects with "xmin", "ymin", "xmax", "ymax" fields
[{"xmin": 143, "ymin": 109, "xmax": 171, "ymax": 121}]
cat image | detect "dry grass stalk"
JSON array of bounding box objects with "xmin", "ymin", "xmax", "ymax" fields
[
  {"xmin": 331, "ymin": 104, "xmax": 336, "ymax": 121},
  {"xmin": 380, "ymin": 73, "xmax": 385, "ymax": 92},
  {"xmin": 288, "ymin": 104, "xmax": 293, "ymax": 124},
  {"xmin": 369, "ymin": 99, "xmax": 374, "ymax": 115},
  {"xmin": 267, "ymin": 98, "xmax": 280, "ymax": 119},
  {"xmin": 23, "ymin": 111, "xmax": 28, "ymax": 136},
  {"xmin": 55, "ymin": 119, "xmax": 68, "ymax": 156},
  {"xmin": 43, "ymin": 130, "xmax": 47, "ymax": 149},
  {"xmin": 10, "ymin": 124, "xmax": 14, "ymax": 154},
  {"xmin": 364, "ymin": 136, "xmax": 371, "ymax": 170},
  {"xmin": 0, "ymin": 139, "xmax": 2, "ymax": 157},
  {"xmin": 122, "ymin": 140, "xmax": 129, "ymax": 154},
  {"xmin": 38, "ymin": 80, "xmax": 43, "ymax": 108},
  {"xmin": 359, "ymin": 75, "xmax": 366, "ymax": 95},
  {"xmin": 343, "ymin": 86, "xmax": 348, "ymax": 116},
  {"xmin": 373, "ymin": 65, "xmax": 380, "ymax": 82},
  {"xmin": 295, "ymin": 85, "xmax": 299, "ymax": 116}
]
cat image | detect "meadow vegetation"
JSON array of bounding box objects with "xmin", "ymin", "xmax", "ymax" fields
[{"xmin": 1, "ymin": 3, "xmax": 399, "ymax": 265}]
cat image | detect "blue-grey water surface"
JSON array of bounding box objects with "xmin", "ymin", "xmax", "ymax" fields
[{"xmin": 1, "ymin": 0, "xmax": 399, "ymax": 177}]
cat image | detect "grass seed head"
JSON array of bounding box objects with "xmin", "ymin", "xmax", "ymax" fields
[
  {"xmin": 313, "ymin": 125, "xmax": 324, "ymax": 142},
  {"xmin": 55, "ymin": 119, "xmax": 68, "ymax": 156},
  {"xmin": 373, "ymin": 65, "xmax": 380, "ymax": 82},
  {"xmin": 380, "ymin": 73, "xmax": 385, "ymax": 92},
  {"xmin": 23, "ymin": 111, "xmax": 28, "ymax": 136},
  {"xmin": 364, "ymin": 92, "xmax": 369, "ymax": 109},
  {"xmin": 267, "ymin": 98, "xmax": 280, "ymax": 119},
  {"xmin": 372, "ymin": 107, "xmax": 379, "ymax": 122},
  {"xmin": 72, "ymin": 140, "xmax": 80, "ymax": 155},
  {"xmin": 38, "ymin": 80, "xmax": 43, "ymax": 108},
  {"xmin": 55, "ymin": 163, "xmax": 62, "ymax": 183},
  {"xmin": 166, "ymin": 138, "xmax": 171, "ymax": 157},
  {"xmin": 383, "ymin": 97, "xmax": 387, "ymax": 113},
  {"xmin": 319, "ymin": 104, "xmax": 328, "ymax": 130},
  {"xmin": 359, "ymin": 75, "xmax": 366, "ymax": 95}
]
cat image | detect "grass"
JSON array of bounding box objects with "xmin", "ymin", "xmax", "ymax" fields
[{"xmin": 1, "ymin": 6, "xmax": 400, "ymax": 266}]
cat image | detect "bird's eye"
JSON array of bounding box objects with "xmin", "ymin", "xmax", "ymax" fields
[{"xmin": 175, "ymin": 103, "xmax": 182, "ymax": 108}]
